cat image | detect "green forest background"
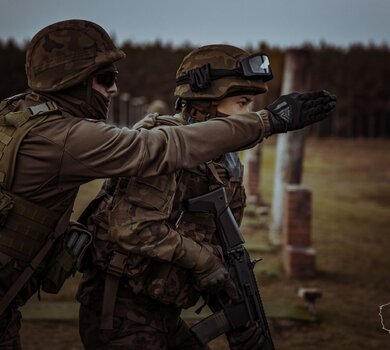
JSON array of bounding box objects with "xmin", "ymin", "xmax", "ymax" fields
[{"xmin": 1, "ymin": 39, "xmax": 389, "ymax": 137}]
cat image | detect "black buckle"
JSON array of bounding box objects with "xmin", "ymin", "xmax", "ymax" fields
[
  {"xmin": 188, "ymin": 64, "xmax": 212, "ymax": 92},
  {"xmin": 107, "ymin": 251, "xmax": 127, "ymax": 277}
]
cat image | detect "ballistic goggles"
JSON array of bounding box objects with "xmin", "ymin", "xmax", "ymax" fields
[
  {"xmin": 176, "ymin": 53, "xmax": 273, "ymax": 92},
  {"xmin": 94, "ymin": 65, "xmax": 118, "ymax": 88}
]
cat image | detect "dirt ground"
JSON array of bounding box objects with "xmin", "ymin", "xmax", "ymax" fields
[{"xmin": 19, "ymin": 138, "xmax": 390, "ymax": 350}]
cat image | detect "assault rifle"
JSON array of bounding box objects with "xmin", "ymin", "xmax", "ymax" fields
[{"xmin": 186, "ymin": 187, "xmax": 275, "ymax": 349}]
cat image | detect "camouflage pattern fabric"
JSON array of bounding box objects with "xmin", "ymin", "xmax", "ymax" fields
[
  {"xmin": 175, "ymin": 45, "xmax": 267, "ymax": 100},
  {"xmin": 26, "ymin": 20, "xmax": 125, "ymax": 92},
  {"xmin": 77, "ymin": 113, "xmax": 246, "ymax": 346}
]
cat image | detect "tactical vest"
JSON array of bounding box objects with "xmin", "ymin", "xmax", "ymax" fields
[
  {"xmin": 81, "ymin": 113, "xmax": 246, "ymax": 331},
  {"xmin": 0, "ymin": 95, "xmax": 86, "ymax": 313},
  {"xmin": 0, "ymin": 96, "xmax": 64, "ymax": 261}
]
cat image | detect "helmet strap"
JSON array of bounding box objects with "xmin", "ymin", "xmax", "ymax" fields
[{"xmin": 210, "ymin": 101, "xmax": 222, "ymax": 119}]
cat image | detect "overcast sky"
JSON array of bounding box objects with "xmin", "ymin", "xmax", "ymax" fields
[{"xmin": 1, "ymin": 0, "xmax": 389, "ymax": 48}]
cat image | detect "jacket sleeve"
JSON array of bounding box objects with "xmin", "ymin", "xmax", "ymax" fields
[
  {"xmin": 61, "ymin": 111, "xmax": 270, "ymax": 182},
  {"xmin": 106, "ymin": 172, "xmax": 193, "ymax": 264}
]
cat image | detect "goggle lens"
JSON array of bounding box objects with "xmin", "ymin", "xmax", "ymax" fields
[
  {"xmin": 248, "ymin": 55, "xmax": 271, "ymax": 75},
  {"xmin": 240, "ymin": 53, "xmax": 272, "ymax": 80}
]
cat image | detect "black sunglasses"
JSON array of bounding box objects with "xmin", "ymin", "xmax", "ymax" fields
[{"xmin": 95, "ymin": 71, "xmax": 118, "ymax": 88}]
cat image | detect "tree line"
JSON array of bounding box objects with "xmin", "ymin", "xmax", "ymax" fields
[{"xmin": 1, "ymin": 39, "xmax": 389, "ymax": 138}]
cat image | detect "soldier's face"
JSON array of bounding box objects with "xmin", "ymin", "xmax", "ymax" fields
[
  {"xmin": 92, "ymin": 78, "xmax": 118, "ymax": 99},
  {"xmin": 217, "ymin": 95, "xmax": 254, "ymax": 115}
]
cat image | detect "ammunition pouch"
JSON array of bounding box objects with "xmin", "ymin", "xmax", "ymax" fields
[
  {"xmin": 0, "ymin": 190, "xmax": 92, "ymax": 295},
  {"xmin": 0, "ymin": 190, "xmax": 60, "ymax": 262},
  {"xmin": 42, "ymin": 221, "xmax": 92, "ymax": 294}
]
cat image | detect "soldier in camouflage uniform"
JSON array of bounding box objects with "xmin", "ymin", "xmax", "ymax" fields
[
  {"xmin": 0, "ymin": 20, "xmax": 284, "ymax": 349},
  {"xmin": 77, "ymin": 45, "xmax": 336, "ymax": 349}
]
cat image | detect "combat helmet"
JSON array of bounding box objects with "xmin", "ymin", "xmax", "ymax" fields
[
  {"xmin": 175, "ymin": 44, "xmax": 273, "ymax": 101},
  {"xmin": 26, "ymin": 19, "xmax": 126, "ymax": 92}
]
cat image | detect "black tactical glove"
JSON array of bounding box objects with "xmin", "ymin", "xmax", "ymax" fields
[
  {"xmin": 174, "ymin": 237, "xmax": 239, "ymax": 301},
  {"xmin": 265, "ymin": 90, "xmax": 336, "ymax": 134},
  {"xmin": 227, "ymin": 325, "xmax": 265, "ymax": 350},
  {"xmin": 193, "ymin": 246, "xmax": 238, "ymax": 299}
]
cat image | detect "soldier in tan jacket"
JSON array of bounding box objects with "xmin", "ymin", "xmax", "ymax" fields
[
  {"xmin": 76, "ymin": 45, "xmax": 336, "ymax": 349},
  {"xmin": 0, "ymin": 21, "xmax": 303, "ymax": 349}
]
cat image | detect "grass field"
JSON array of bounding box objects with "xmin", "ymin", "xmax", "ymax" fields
[
  {"xmin": 253, "ymin": 138, "xmax": 390, "ymax": 350},
  {"xmin": 20, "ymin": 138, "xmax": 390, "ymax": 350}
]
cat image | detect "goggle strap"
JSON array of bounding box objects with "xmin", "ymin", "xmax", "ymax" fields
[
  {"xmin": 176, "ymin": 66, "xmax": 272, "ymax": 91},
  {"xmin": 176, "ymin": 66, "xmax": 241, "ymax": 86}
]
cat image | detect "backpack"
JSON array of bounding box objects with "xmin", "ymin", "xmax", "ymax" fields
[{"xmin": 0, "ymin": 94, "xmax": 91, "ymax": 313}]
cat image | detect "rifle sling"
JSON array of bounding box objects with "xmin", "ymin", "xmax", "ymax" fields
[{"xmin": 100, "ymin": 251, "xmax": 128, "ymax": 336}]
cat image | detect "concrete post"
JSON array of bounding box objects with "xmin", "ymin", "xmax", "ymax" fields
[
  {"xmin": 282, "ymin": 185, "xmax": 316, "ymax": 279},
  {"xmin": 269, "ymin": 49, "xmax": 311, "ymax": 245}
]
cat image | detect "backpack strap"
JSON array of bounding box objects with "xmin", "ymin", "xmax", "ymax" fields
[
  {"xmin": 0, "ymin": 101, "xmax": 62, "ymax": 189},
  {"xmin": 0, "ymin": 93, "xmax": 28, "ymax": 114}
]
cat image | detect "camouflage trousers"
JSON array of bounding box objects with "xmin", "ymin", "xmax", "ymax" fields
[{"xmin": 79, "ymin": 304, "xmax": 210, "ymax": 350}]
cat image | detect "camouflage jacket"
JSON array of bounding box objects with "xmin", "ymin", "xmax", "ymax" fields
[{"xmin": 77, "ymin": 113, "xmax": 246, "ymax": 312}]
